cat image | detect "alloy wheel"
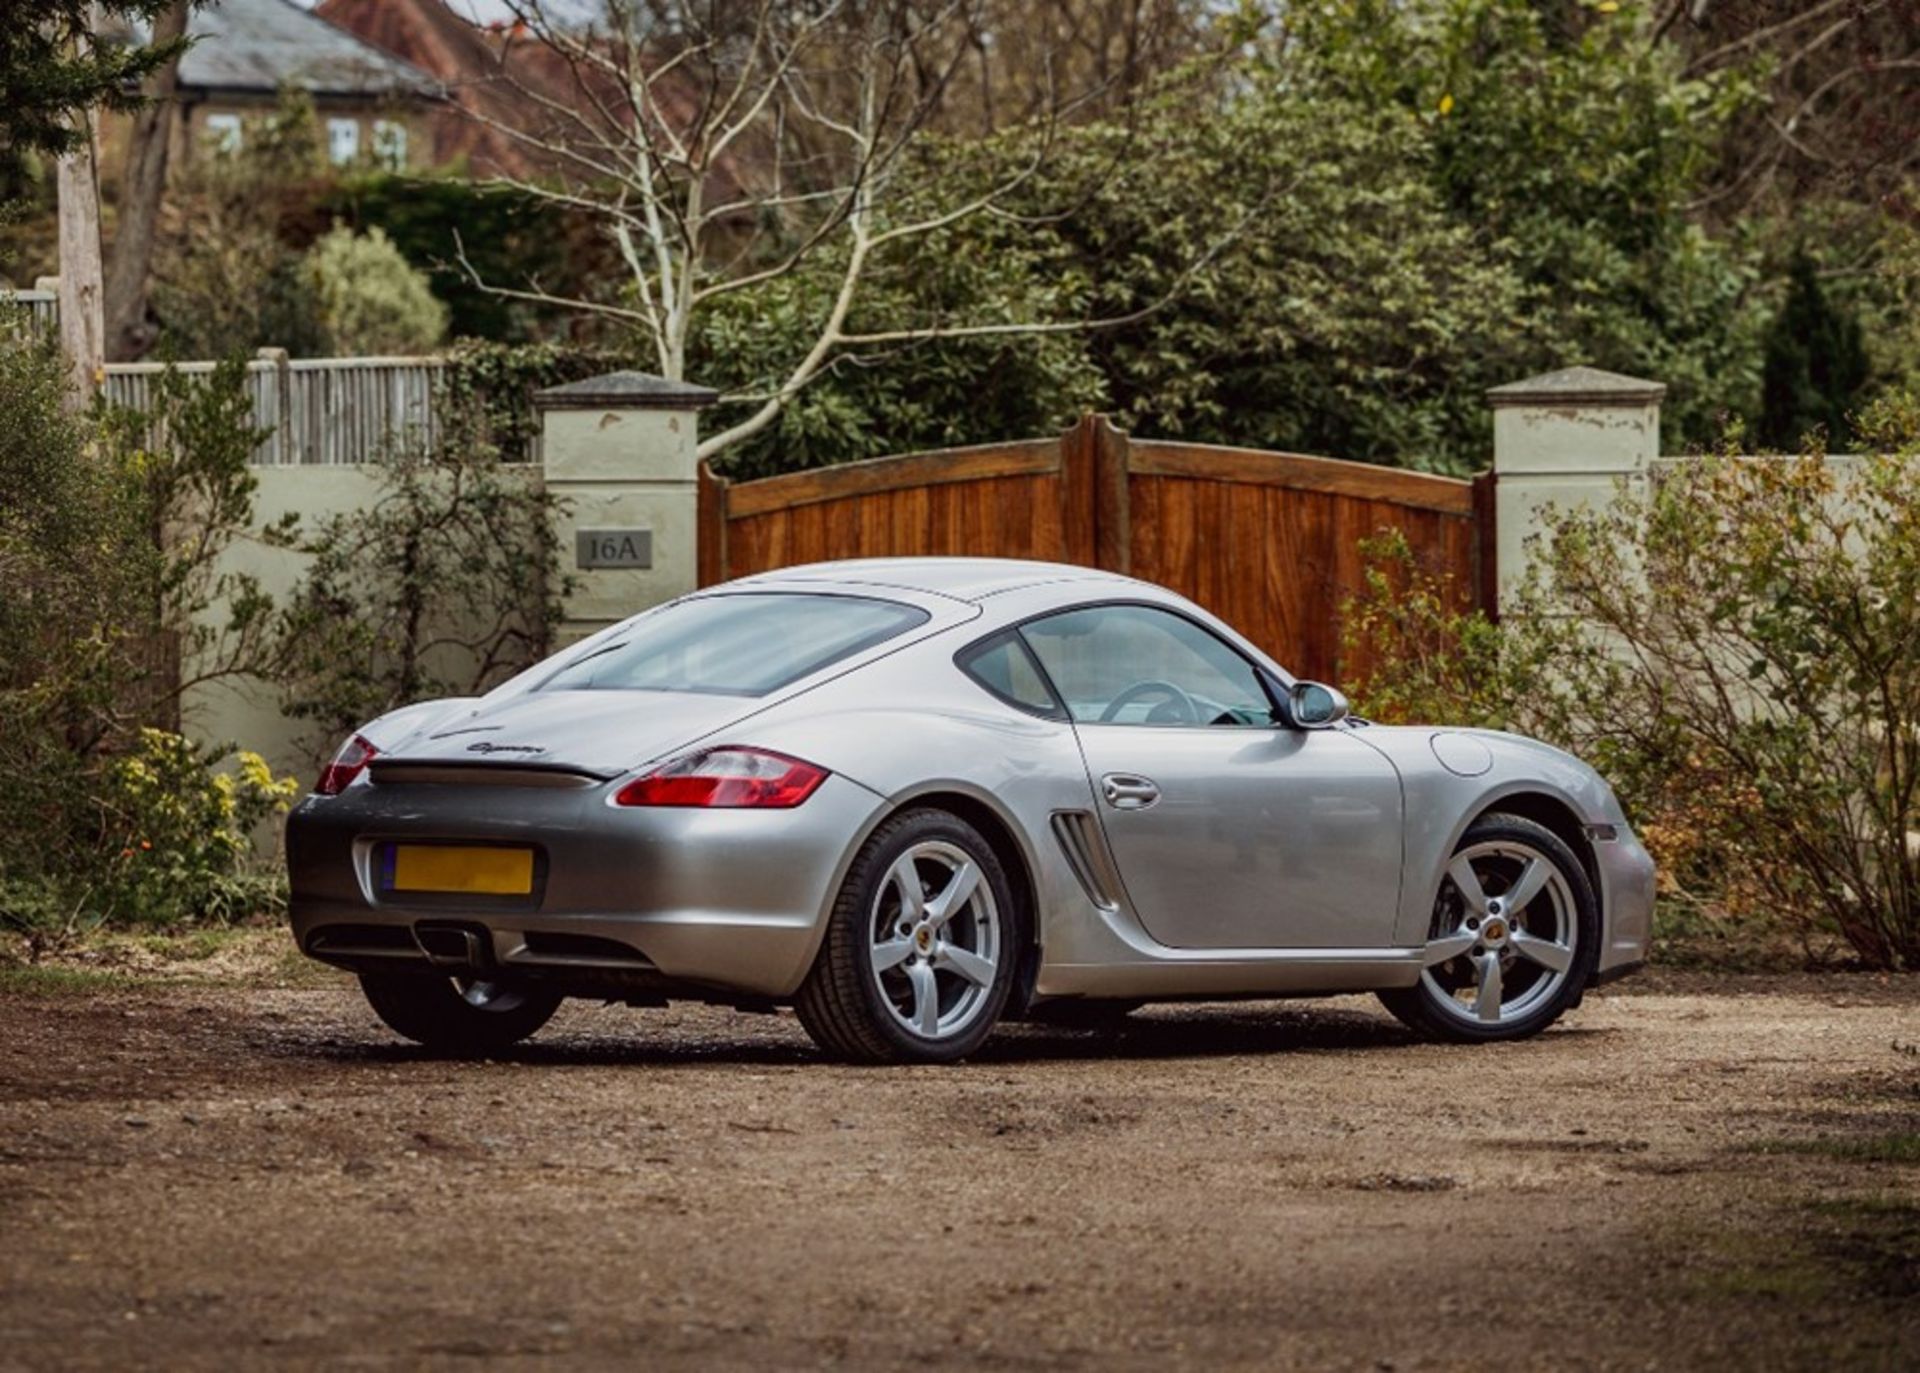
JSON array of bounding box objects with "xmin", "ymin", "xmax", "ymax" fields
[
  {"xmin": 456, "ymin": 979, "xmax": 532, "ymax": 1013},
  {"xmin": 866, "ymin": 839, "xmax": 1002, "ymax": 1040},
  {"xmin": 1419, "ymin": 839, "xmax": 1577, "ymax": 1027}
]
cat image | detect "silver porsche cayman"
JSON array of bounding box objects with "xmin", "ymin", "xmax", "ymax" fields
[{"xmin": 286, "ymin": 557, "xmax": 1654, "ymax": 1063}]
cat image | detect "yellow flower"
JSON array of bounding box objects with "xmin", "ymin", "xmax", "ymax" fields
[
  {"xmin": 1596, "ymin": 0, "xmax": 1618, "ymax": 11},
  {"xmin": 1438, "ymin": 93, "xmax": 1455, "ymax": 116}
]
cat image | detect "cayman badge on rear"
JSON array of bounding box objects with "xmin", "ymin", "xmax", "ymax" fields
[{"xmin": 287, "ymin": 557, "xmax": 1655, "ymax": 1064}]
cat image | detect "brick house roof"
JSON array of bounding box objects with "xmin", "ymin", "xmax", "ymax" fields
[
  {"xmin": 176, "ymin": 0, "xmax": 441, "ymax": 101},
  {"xmin": 315, "ymin": 0, "xmax": 634, "ymax": 177}
]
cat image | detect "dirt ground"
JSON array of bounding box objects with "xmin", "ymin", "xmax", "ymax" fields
[{"xmin": 1, "ymin": 963, "xmax": 1915, "ymax": 1371}]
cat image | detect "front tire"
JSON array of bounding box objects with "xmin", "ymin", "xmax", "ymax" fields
[
  {"xmin": 1378, "ymin": 813, "xmax": 1598, "ymax": 1043},
  {"xmin": 795, "ymin": 808, "xmax": 1020, "ymax": 1064},
  {"xmin": 359, "ymin": 972, "xmax": 562, "ymax": 1055}
]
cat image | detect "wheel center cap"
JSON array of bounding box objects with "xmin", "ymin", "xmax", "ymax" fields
[
  {"xmin": 1482, "ymin": 917, "xmax": 1509, "ymax": 944},
  {"xmin": 915, "ymin": 925, "xmax": 933, "ymax": 952}
]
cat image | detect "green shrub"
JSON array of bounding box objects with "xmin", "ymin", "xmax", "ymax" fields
[
  {"xmin": 1341, "ymin": 529, "xmax": 1558, "ymax": 732},
  {"xmin": 323, "ymin": 173, "xmax": 618, "ymax": 342},
  {"xmin": 275, "ymin": 411, "xmax": 571, "ymax": 750},
  {"xmin": 304, "ymin": 224, "xmax": 448, "ymax": 357},
  {"xmin": 96, "ymin": 729, "xmax": 298, "ymax": 926},
  {"xmin": 0, "ymin": 329, "xmax": 144, "ymax": 931},
  {"xmin": 151, "ymin": 91, "xmax": 327, "ymax": 358},
  {"xmin": 441, "ymin": 338, "xmax": 626, "ymax": 463},
  {"xmin": 0, "ymin": 327, "xmax": 291, "ymax": 935}
]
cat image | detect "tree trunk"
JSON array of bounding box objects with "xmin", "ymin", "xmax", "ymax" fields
[
  {"xmin": 56, "ymin": 108, "xmax": 106, "ymax": 411},
  {"xmin": 105, "ymin": 0, "xmax": 190, "ymax": 363}
]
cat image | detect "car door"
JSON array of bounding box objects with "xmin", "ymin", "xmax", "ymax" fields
[{"xmin": 1020, "ymin": 603, "xmax": 1403, "ymax": 951}]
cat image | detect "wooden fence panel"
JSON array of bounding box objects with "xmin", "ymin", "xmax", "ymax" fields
[
  {"xmin": 0, "ymin": 289, "xmax": 59, "ymax": 336},
  {"xmin": 100, "ymin": 356, "xmax": 444, "ymax": 465},
  {"xmin": 699, "ymin": 421, "xmax": 1100, "ymax": 581},
  {"xmin": 700, "ymin": 415, "xmax": 1491, "ymax": 687},
  {"xmin": 1123, "ymin": 438, "xmax": 1481, "ymax": 683}
]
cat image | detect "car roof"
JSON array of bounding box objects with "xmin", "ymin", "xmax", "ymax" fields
[{"xmin": 730, "ymin": 557, "xmax": 1139, "ymax": 603}]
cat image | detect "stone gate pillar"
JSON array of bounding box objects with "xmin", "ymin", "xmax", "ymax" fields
[
  {"xmin": 1487, "ymin": 366, "xmax": 1664, "ymax": 601},
  {"xmin": 534, "ymin": 371, "xmax": 719, "ymax": 644}
]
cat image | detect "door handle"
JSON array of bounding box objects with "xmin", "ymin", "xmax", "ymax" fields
[{"xmin": 1101, "ymin": 773, "xmax": 1161, "ymax": 810}]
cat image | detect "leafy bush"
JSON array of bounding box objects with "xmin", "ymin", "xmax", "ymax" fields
[
  {"xmin": 692, "ymin": 203, "xmax": 1109, "ymax": 479},
  {"xmin": 0, "ymin": 325, "xmax": 295, "ymax": 935},
  {"xmin": 275, "ymin": 411, "xmax": 571, "ymax": 748},
  {"xmin": 441, "ymin": 338, "xmax": 626, "ymax": 463},
  {"xmin": 96, "ymin": 730, "xmax": 298, "ymax": 926},
  {"xmin": 303, "ymin": 224, "xmax": 448, "ymax": 357},
  {"xmin": 684, "ymin": 0, "xmax": 1768, "ymax": 478},
  {"xmin": 0, "ymin": 329, "xmax": 146, "ymax": 930},
  {"xmin": 1345, "ymin": 416, "xmax": 1920, "ymax": 971},
  {"xmin": 1341, "ymin": 529, "xmax": 1557, "ymax": 733},
  {"xmin": 323, "ymin": 173, "xmax": 620, "ymax": 342},
  {"xmin": 1288, "ymin": 0, "xmax": 1767, "ymax": 453},
  {"xmin": 151, "ymin": 92, "xmax": 328, "ymax": 358},
  {"xmin": 99, "ymin": 356, "xmax": 286, "ymax": 724}
]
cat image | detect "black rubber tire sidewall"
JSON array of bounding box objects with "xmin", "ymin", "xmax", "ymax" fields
[
  {"xmin": 359, "ymin": 972, "xmax": 563, "ymax": 1055},
  {"xmin": 794, "ymin": 807, "xmax": 1021, "ymax": 1064},
  {"xmin": 1378, "ymin": 812, "xmax": 1600, "ymax": 1044}
]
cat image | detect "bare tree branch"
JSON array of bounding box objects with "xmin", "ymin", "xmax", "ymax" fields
[{"xmin": 440, "ymin": 0, "xmax": 1211, "ymax": 459}]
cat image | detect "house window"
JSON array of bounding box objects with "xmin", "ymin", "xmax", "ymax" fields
[
  {"xmin": 204, "ymin": 113, "xmax": 243, "ymax": 153},
  {"xmin": 327, "ymin": 118, "xmax": 360, "ymax": 165},
  {"xmin": 371, "ymin": 119, "xmax": 408, "ymax": 168}
]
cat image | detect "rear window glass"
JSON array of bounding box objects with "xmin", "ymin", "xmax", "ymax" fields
[{"xmin": 538, "ymin": 593, "xmax": 929, "ymax": 697}]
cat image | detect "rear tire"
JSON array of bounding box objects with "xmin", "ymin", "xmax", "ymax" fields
[
  {"xmin": 359, "ymin": 972, "xmax": 562, "ymax": 1055},
  {"xmin": 1377, "ymin": 813, "xmax": 1598, "ymax": 1043},
  {"xmin": 795, "ymin": 808, "xmax": 1020, "ymax": 1064}
]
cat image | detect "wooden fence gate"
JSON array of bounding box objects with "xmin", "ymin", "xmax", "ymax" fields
[{"xmin": 697, "ymin": 415, "xmax": 1493, "ymax": 685}]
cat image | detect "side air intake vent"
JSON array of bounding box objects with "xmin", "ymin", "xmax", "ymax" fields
[{"xmin": 1051, "ymin": 811, "xmax": 1123, "ymax": 913}]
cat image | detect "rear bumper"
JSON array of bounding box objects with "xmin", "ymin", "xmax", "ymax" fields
[{"xmin": 286, "ymin": 772, "xmax": 885, "ymax": 999}]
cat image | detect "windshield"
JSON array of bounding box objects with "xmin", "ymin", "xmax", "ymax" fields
[{"xmin": 537, "ymin": 593, "xmax": 930, "ymax": 697}]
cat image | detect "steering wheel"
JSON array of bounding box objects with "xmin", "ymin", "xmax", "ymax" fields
[{"xmin": 1099, "ymin": 679, "xmax": 1201, "ymax": 725}]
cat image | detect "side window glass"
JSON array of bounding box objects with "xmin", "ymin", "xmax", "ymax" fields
[
  {"xmin": 1020, "ymin": 605, "xmax": 1273, "ymax": 727},
  {"xmin": 956, "ymin": 633, "xmax": 1065, "ymax": 720}
]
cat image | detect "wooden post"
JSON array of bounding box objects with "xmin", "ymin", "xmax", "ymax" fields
[
  {"xmin": 696, "ymin": 461, "xmax": 729, "ymax": 587},
  {"xmin": 257, "ymin": 348, "xmax": 292, "ymax": 464},
  {"xmin": 1470, "ymin": 468, "xmax": 1499, "ymax": 621},
  {"xmin": 55, "ymin": 110, "xmax": 106, "ymax": 409},
  {"xmin": 1057, "ymin": 414, "xmax": 1098, "ymax": 568},
  {"xmin": 1092, "ymin": 414, "xmax": 1131, "ymax": 575}
]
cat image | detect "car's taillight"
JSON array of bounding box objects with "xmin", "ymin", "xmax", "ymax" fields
[
  {"xmin": 316, "ymin": 734, "xmax": 378, "ymax": 795},
  {"xmin": 614, "ymin": 747, "xmax": 828, "ymax": 809}
]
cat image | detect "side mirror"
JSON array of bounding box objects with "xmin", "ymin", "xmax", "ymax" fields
[{"xmin": 1287, "ymin": 680, "xmax": 1349, "ymax": 730}]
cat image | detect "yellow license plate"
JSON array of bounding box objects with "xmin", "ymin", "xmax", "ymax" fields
[{"xmin": 389, "ymin": 845, "xmax": 534, "ymax": 896}]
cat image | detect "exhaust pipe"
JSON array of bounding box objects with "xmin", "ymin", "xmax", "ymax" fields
[{"xmin": 413, "ymin": 922, "xmax": 487, "ymax": 969}]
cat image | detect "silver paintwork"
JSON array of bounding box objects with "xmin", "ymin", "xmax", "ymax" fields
[{"xmin": 287, "ymin": 557, "xmax": 1654, "ymax": 1017}]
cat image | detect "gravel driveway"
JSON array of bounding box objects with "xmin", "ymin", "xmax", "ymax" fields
[{"xmin": 1, "ymin": 971, "xmax": 1914, "ymax": 1369}]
